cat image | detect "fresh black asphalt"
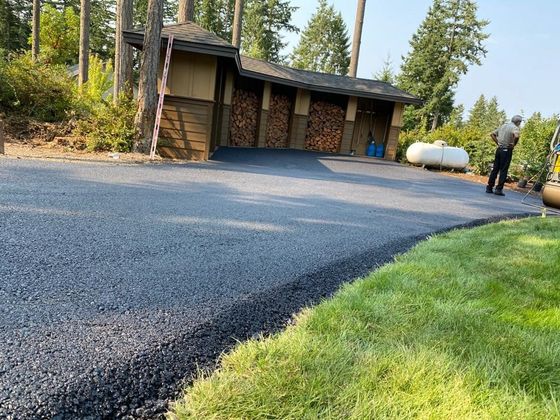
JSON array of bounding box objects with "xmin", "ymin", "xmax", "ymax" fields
[{"xmin": 0, "ymin": 148, "xmax": 539, "ymax": 418}]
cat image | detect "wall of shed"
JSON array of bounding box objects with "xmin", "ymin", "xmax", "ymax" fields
[{"xmin": 156, "ymin": 51, "xmax": 218, "ymax": 159}]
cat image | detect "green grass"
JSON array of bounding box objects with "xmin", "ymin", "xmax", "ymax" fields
[{"xmin": 170, "ymin": 217, "xmax": 560, "ymax": 419}]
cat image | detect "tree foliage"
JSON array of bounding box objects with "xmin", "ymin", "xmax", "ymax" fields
[
  {"xmin": 374, "ymin": 54, "xmax": 396, "ymax": 84},
  {"xmin": 290, "ymin": 0, "xmax": 350, "ymax": 75},
  {"xmin": 33, "ymin": 4, "xmax": 80, "ymax": 65},
  {"xmin": 242, "ymin": 0, "xmax": 298, "ymax": 63},
  {"xmin": 0, "ymin": 0, "xmax": 31, "ymax": 54},
  {"xmin": 398, "ymin": 0, "xmax": 489, "ymax": 131}
]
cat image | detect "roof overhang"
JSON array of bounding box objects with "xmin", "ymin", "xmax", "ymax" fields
[{"xmin": 123, "ymin": 26, "xmax": 422, "ymax": 106}]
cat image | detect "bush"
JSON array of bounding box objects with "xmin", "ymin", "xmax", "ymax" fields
[
  {"xmin": 75, "ymin": 93, "xmax": 136, "ymax": 152},
  {"xmin": 0, "ymin": 53, "xmax": 75, "ymax": 121},
  {"xmin": 511, "ymin": 113, "xmax": 559, "ymax": 180},
  {"xmin": 75, "ymin": 55, "xmax": 114, "ymax": 113}
]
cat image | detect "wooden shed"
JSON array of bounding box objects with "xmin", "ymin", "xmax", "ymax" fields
[{"xmin": 124, "ymin": 22, "xmax": 421, "ymax": 161}]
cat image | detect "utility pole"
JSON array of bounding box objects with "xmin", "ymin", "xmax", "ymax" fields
[
  {"xmin": 31, "ymin": 0, "xmax": 40, "ymax": 60},
  {"xmin": 178, "ymin": 0, "xmax": 195, "ymax": 23},
  {"xmin": 114, "ymin": 0, "xmax": 134, "ymax": 102},
  {"xmin": 78, "ymin": 0, "xmax": 91, "ymax": 86},
  {"xmin": 349, "ymin": 0, "xmax": 366, "ymax": 78},
  {"xmin": 231, "ymin": 0, "xmax": 244, "ymax": 48}
]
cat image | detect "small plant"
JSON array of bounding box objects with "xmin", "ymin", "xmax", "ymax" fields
[{"xmin": 75, "ymin": 93, "xmax": 136, "ymax": 152}]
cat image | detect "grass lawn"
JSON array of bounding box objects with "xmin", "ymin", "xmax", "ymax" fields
[{"xmin": 170, "ymin": 217, "xmax": 560, "ymax": 419}]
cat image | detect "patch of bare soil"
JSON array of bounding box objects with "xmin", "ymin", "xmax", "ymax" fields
[{"xmin": 1, "ymin": 117, "xmax": 163, "ymax": 164}]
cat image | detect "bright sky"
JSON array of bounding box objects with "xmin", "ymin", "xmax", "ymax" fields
[{"xmin": 282, "ymin": 0, "xmax": 559, "ymax": 119}]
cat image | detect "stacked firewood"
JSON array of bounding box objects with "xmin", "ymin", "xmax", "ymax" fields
[
  {"xmin": 304, "ymin": 101, "xmax": 345, "ymax": 153},
  {"xmin": 230, "ymin": 89, "xmax": 259, "ymax": 147},
  {"xmin": 265, "ymin": 94, "xmax": 292, "ymax": 148}
]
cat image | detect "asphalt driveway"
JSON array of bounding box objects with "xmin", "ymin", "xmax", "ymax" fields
[{"xmin": 0, "ymin": 148, "xmax": 539, "ymax": 418}]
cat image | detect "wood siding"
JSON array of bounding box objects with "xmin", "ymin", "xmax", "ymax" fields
[
  {"xmin": 289, "ymin": 114, "xmax": 308, "ymax": 149},
  {"xmin": 159, "ymin": 51, "xmax": 217, "ymax": 101},
  {"xmin": 220, "ymin": 104, "xmax": 231, "ymax": 146},
  {"xmin": 340, "ymin": 120, "xmax": 355, "ymax": 154},
  {"xmin": 158, "ymin": 96, "xmax": 213, "ymax": 160},
  {"xmin": 257, "ymin": 110, "xmax": 268, "ymax": 148},
  {"xmin": 385, "ymin": 126, "xmax": 401, "ymax": 161}
]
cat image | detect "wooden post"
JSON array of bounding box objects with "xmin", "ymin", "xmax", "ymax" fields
[
  {"xmin": 231, "ymin": 0, "xmax": 244, "ymax": 48},
  {"xmin": 114, "ymin": 0, "xmax": 134, "ymax": 102},
  {"xmin": 178, "ymin": 0, "xmax": 195, "ymax": 22},
  {"xmin": 32, "ymin": 0, "xmax": 40, "ymax": 60},
  {"xmin": 78, "ymin": 0, "xmax": 91, "ymax": 86},
  {"xmin": 0, "ymin": 118, "xmax": 4, "ymax": 155},
  {"xmin": 349, "ymin": 0, "xmax": 366, "ymax": 78},
  {"xmin": 133, "ymin": 0, "xmax": 164, "ymax": 152}
]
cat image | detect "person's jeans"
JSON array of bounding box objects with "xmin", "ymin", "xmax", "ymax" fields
[{"xmin": 488, "ymin": 147, "xmax": 513, "ymax": 191}]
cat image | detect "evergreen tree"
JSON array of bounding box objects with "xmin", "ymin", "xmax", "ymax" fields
[
  {"xmin": 398, "ymin": 0, "xmax": 489, "ymax": 131},
  {"xmin": 241, "ymin": 0, "xmax": 297, "ymax": 63},
  {"xmin": 374, "ymin": 54, "xmax": 396, "ymax": 84},
  {"xmin": 0, "ymin": 0, "xmax": 30, "ymax": 54},
  {"xmin": 291, "ymin": 0, "xmax": 350, "ymax": 75},
  {"xmin": 467, "ymin": 94, "xmax": 487, "ymax": 130},
  {"xmin": 448, "ymin": 103, "xmax": 464, "ymax": 128},
  {"xmin": 483, "ymin": 96, "xmax": 507, "ymax": 131}
]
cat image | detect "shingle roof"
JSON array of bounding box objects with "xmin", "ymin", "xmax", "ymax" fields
[
  {"xmin": 124, "ymin": 23, "xmax": 422, "ymax": 105},
  {"xmin": 240, "ymin": 56, "xmax": 421, "ymax": 104}
]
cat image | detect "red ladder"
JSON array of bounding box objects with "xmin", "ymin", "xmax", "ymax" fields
[{"xmin": 150, "ymin": 34, "xmax": 174, "ymax": 160}]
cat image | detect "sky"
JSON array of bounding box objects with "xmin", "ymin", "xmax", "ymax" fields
[{"xmin": 281, "ymin": 0, "xmax": 559, "ymax": 119}]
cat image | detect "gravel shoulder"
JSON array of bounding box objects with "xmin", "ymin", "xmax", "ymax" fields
[{"xmin": 0, "ymin": 149, "xmax": 540, "ymax": 418}]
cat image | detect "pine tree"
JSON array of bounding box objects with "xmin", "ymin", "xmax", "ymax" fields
[
  {"xmin": 398, "ymin": 0, "xmax": 489, "ymax": 131},
  {"xmin": 484, "ymin": 96, "xmax": 506, "ymax": 131},
  {"xmin": 241, "ymin": 0, "xmax": 297, "ymax": 63},
  {"xmin": 291, "ymin": 0, "xmax": 350, "ymax": 75},
  {"xmin": 374, "ymin": 54, "xmax": 396, "ymax": 84},
  {"xmin": 467, "ymin": 94, "xmax": 487, "ymax": 130},
  {"xmin": 448, "ymin": 104, "xmax": 464, "ymax": 128},
  {"xmin": 134, "ymin": 0, "xmax": 164, "ymax": 152}
]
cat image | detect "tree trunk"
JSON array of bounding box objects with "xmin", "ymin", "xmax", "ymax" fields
[
  {"xmin": 177, "ymin": 0, "xmax": 194, "ymax": 23},
  {"xmin": 133, "ymin": 0, "xmax": 164, "ymax": 153},
  {"xmin": 114, "ymin": 0, "xmax": 134, "ymax": 102},
  {"xmin": 78, "ymin": 0, "xmax": 91, "ymax": 86},
  {"xmin": 0, "ymin": 118, "xmax": 5, "ymax": 155},
  {"xmin": 231, "ymin": 0, "xmax": 244, "ymax": 48},
  {"xmin": 349, "ymin": 0, "xmax": 366, "ymax": 77},
  {"xmin": 431, "ymin": 111, "xmax": 439, "ymax": 132},
  {"xmin": 31, "ymin": 0, "xmax": 40, "ymax": 60}
]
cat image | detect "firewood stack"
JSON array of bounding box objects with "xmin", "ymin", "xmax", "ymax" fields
[
  {"xmin": 304, "ymin": 101, "xmax": 345, "ymax": 153},
  {"xmin": 230, "ymin": 89, "xmax": 259, "ymax": 147},
  {"xmin": 265, "ymin": 94, "xmax": 292, "ymax": 148}
]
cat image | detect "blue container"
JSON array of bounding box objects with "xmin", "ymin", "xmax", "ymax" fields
[
  {"xmin": 375, "ymin": 144, "xmax": 384, "ymax": 158},
  {"xmin": 366, "ymin": 143, "xmax": 376, "ymax": 157}
]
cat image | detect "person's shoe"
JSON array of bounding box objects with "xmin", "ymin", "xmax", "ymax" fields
[
  {"xmin": 486, "ymin": 187, "xmax": 494, "ymax": 193},
  {"xmin": 494, "ymin": 189, "xmax": 505, "ymax": 196}
]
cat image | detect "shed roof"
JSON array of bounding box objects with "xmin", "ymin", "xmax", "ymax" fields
[{"xmin": 124, "ymin": 22, "xmax": 422, "ymax": 105}]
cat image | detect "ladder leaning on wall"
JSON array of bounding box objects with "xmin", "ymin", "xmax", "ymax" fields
[{"xmin": 150, "ymin": 34, "xmax": 174, "ymax": 160}]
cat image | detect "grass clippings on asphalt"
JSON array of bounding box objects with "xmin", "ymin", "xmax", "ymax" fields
[{"xmin": 170, "ymin": 217, "xmax": 560, "ymax": 419}]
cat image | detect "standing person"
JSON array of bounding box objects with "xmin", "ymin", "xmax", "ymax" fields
[{"xmin": 486, "ymin": 115, "xmax": 522, "ymax": 196}]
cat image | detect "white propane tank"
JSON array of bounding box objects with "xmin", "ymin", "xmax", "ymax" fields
[{"xmin": 406, "ymin": 141, "xmax": 469, "ymax": 170}]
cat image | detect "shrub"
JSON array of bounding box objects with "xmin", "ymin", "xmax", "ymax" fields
[
  {"xmin": 511, "ymin": 113, "xmax": 559, "ymax": 180},
  {"xmin": 75, "ymin": 93, "xmax": 136, "ymax": 152},
  {"xmin": 0, "ymin": 53, "xmax": 74, "ymax": 121},
  {"xmin": 75, "ymin": 55, "xmax": 114, "ymax": 112}
]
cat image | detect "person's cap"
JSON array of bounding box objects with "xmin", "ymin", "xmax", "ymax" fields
[{"xmin": 511, "ymin": 115, "xmax": 523, "ymax": 124}]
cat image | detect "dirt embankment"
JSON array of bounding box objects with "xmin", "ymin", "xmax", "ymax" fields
[{"xmin": 0, "ymin": 116, "xmax": 155, "ymax": 163}]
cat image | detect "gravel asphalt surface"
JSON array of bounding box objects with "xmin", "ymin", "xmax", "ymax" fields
[{"xmin": 0, "ymin": 148, "xmax": 538, "ymax": 418}]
